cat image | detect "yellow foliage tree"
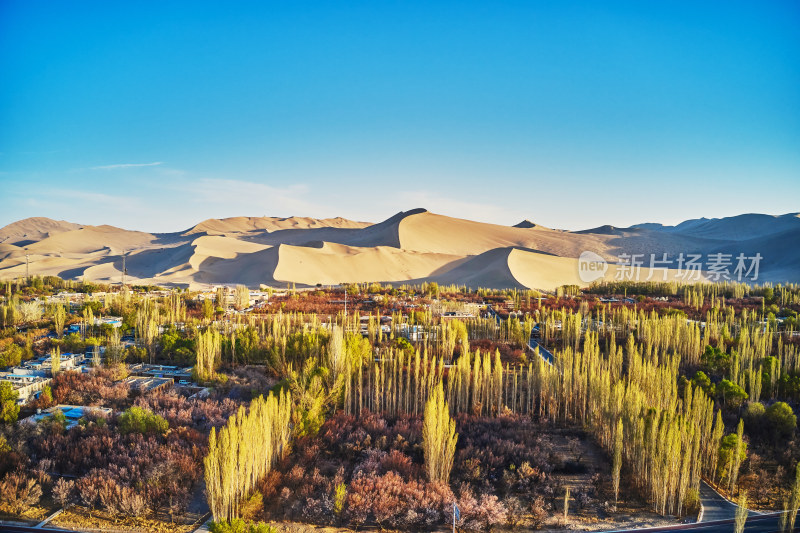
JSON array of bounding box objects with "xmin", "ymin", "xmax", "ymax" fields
[{"xmin": 422, "ymin": 382, "xmax": 457, "ymax": 483}]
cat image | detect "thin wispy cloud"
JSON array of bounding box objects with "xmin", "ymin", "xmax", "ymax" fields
[
  {"xmin": 90, "ymin": 162, "xmax": 163, "ymax": 170},
  {"xmin": 190, "ymin": 178, "xmax": 322, "ymax": 217}
]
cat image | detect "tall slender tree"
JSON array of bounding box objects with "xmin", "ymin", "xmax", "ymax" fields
[{"xmin": 422, "ymin": 382, "xmax": 458, "ymax": 484}]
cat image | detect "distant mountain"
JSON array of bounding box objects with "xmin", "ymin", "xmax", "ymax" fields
[
  {"xmin": 513, "ymin": 220, "xmax": 537, "ymax": 228},
  {"xmin": 0, "ymin": 210, "xmax": 796, "ymax": 290},
  {"xmin": 629, "ymin": 213, "xmax": 800, "ymax": 241}
]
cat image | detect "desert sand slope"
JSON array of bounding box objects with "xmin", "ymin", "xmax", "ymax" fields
[
  {"xmin": 432, "ymin": 247, "xmax": 528, "ymax": 289},
  {"xmin": 187, "ymin": 247, "xmax": 281, "ymax": 286},
  {"xmin": 431, "ymin": 247, "xmax": 591, "ymax": 290},
  {"xmin": 189, "ymin": 235, "xmax": 270, "ymax": 264},
  {"xmin": 242, "ymin": 209, "xmax": 421, "ymax": 250},
  {"xmin": 0, "ymin": 243, "xmax": 20, "ymax": 261},
  {"xmin": 434, "ymin": 247, "xmax": 708, "ymax": 290},
  {"xmin": 23, "ymin": 226, "xmax": 161, "ymax": 255},
  {"xmin": 185, "ymin": 215, "xmax": 372, "ymax": 235},
  {"xmin": 396, "ymin": 210, "xmax": 611, "ymax": 258},
  {"xmin": 272, "ymin": 241, "xmax": 465, "ymax": 286},
  {"xmin": 0, "ymin": 217, "xmax": 84, "ymax": 246}
]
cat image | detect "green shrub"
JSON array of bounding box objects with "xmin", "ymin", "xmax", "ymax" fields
[{"xmin": 118, "ymin": 406, "xmax": 168, "ymax": 435}]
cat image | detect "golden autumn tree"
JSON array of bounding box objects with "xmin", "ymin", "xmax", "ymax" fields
[
  {"xmin": 204, "ymin": 390, "xmax": 291, "ymax": 521},
  {"xmin": 422, "ymin": 382, "xmax": 458, "ymax": 484}
]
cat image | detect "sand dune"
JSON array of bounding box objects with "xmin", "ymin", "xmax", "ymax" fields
[
  {"xmin": 0, "ymin": 209, "xmax": 795, "ymax": 290},
  {"xmin": 0, "ymin": 217, "xmax": 84, "ymax": 246},
  {"xmin": 272, "ymin": 241, "xmax": 464, "ymax": 286},
  {"xmin": 185, "ymin": 215, "xmax": 371, "ymax": 235},
  {"xmin": 431, "ymin": 247, "xmax": 701, "ymax": 290}
]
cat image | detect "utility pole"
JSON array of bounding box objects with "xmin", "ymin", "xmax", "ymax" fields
[
  {"xmin": 25, "ymin": 254, "xmax": 30, "ymax": 284},
  {"xmin": 121, "ymin": 250, "xmax": 127, "ymax": 288}
]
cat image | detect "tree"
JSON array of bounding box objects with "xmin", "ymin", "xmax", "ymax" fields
[
  {"xmin": 702, "ymin": 344, "xmax": 730, "ymax": 373},
  {"xmin": 734, "ymin": 492, "xmax": 748, "ymax": 533},
  {"xmin": 612, "ymin": 417, "xmax": 623, "ymax": 508},
  {"xmin": 92, "ymin": 344, "xmax": 101, "ymax": 367},
  {"xmin": 333, "ymin": 482, "xmax": 346, "ymax": 517},
  {"xmin": 790, "ymin": 462, "xmax": 800, "ymax": 533},
  {"xmin": 327, "ymin": 325, "xmax": 346, "ymax": 387},
  {"xmin": 202, "ymin": 298, "xmax": 214, "ymax": 321},
  {"xmin": 765, "ymin": 402, "xmax": 796, "ymax": 441},
  {"xmin": 50, "ymin": 346, "xmax": 61, "ymax": 376},
  {"xmin": 52, "ymin": 477, "xmax": 75, "ymax": 508},
  {"xmin": 195, "ymin": 328, "xmax": 221, "ymax": 382},
  {"xmin": 718, "ymin": 380, "xmax": 747, "ymax": 409},
  {"xmin": 0, "ymin": 381, "xmax": 20, "ymax": 423},
  {"xmin": 743, "ymin": 402, "xmax": 765, "ymax": 435},
  {"xmin": 691, "ymin": 370, "xmax": 715, "ymax": 396},
  {"xmin": 731, "ymin": 419, "xmax": 746, "ymax": 493},
  {"xmin": 53, "ymin": 304, "xmax": 66, "ymax": 338},
  {"xmin": 0, "ymin": 472, "xmax": 42, "ymax": 514},
  {"xmin": 718, "ymin": 432, "xmax": 746, "ymax": 488},
  {"xmin": 19, "ymin": 301, "xmax": 42, "ymax": 323},
  {"xmin": 234, "ymin": 285, "xmax": 250, "ymax": 311},
  {"xmin": 0, "ymin": 344, "xmax": 23, "ymax": 368},
  {"xmin": 422, "ymin": 383, "xmax": 458, "ymax": 484},
  {"xmin": 205, "ymin": 391, "xmax": 291, "ymax": 521},
  {"xmin": 38, "ymin": 385, "xmax": 54, "ymax": 408}
]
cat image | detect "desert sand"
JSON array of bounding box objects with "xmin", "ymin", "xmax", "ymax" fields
[{"xmin": 0, "ymin": 210, "xmax": 797, "ymax": 290}]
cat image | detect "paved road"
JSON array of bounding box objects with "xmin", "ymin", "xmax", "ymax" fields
[
  {"xmin": 698, "ymin": 480, "xmax": 760, "ymax": 522},
  {"xmin": 0, "ymin": 525, "xmax": 68, "ymax": 532},
  {"xmin": 618, "ymin": 512, "xmax": 792, "ymax": 533},
  {"xmin": 528, "ymin": 335, "xmax": 555, "ymax": 364},
  {"xmin": 486, "ymin": 305, "xmax": 553, "ymax": 365}
]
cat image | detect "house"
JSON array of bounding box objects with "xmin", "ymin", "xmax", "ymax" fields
[
  {"xmin": 0, "ymin": 373, "xmax": 52, "ymax": 403},
  {"xmin": 122, "ymin": 376, "xmax": 173, "ymax": 394},
  {"xmin": 94, "ymin": 316, "xmax": 123, "ymax": 328}
]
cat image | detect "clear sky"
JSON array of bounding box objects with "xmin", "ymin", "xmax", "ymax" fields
[{"xmin": 1, "ymin": 1, "xmax": 798, "ymax": 232}]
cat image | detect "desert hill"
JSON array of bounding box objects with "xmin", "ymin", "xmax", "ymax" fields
[
  {"xmin": 0, "ymin": 217, "xmax": 84, "ymax": 246},
  {"xmin": 0, "ymin": 209, "xmax": 795, "ymax": 290},
  {"xmin": 185, "ymin": 215, "xmax": 372, "ymax": 236}
]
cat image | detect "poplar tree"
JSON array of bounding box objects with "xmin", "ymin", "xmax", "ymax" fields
[
  {"xmin": 790, "ymin": 462, "xmax": 800, "ymax": 533},
  {"xmin": 422, "ymin": 383, "xmax": 457, "ymax": 483},
  {"xmin": 729, "ymin": 419, "xmax": 744, "ymax": 493},
  {"xmin": 234, "ymin": 285, "xmax": 249, "ymax": 310},
  {"xmin": 195, "ymin": 328, "xmax": 221, "ymax": 382},
  {"xmin": 612, "ymin": 417, "xmax": 623, "ymax": 508},
  {"xmin": 205, "ymin": 390, "xmax": 291, "ymax": 521},
  {"xmin": 734, "ymin": 492, "xmax": 748, "ymax": 533},
  {"xmin": 50, "ymin": 347, "xmax": 60, "ymax": 376},
  {"xmin": 53, "ymin": 304, "xmax": 66, "ymax": 338}
]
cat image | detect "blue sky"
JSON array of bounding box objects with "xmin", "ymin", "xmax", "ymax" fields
[{"xmin": 1, "ymin": 1, "xmax": 798, "ymax": 232}]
